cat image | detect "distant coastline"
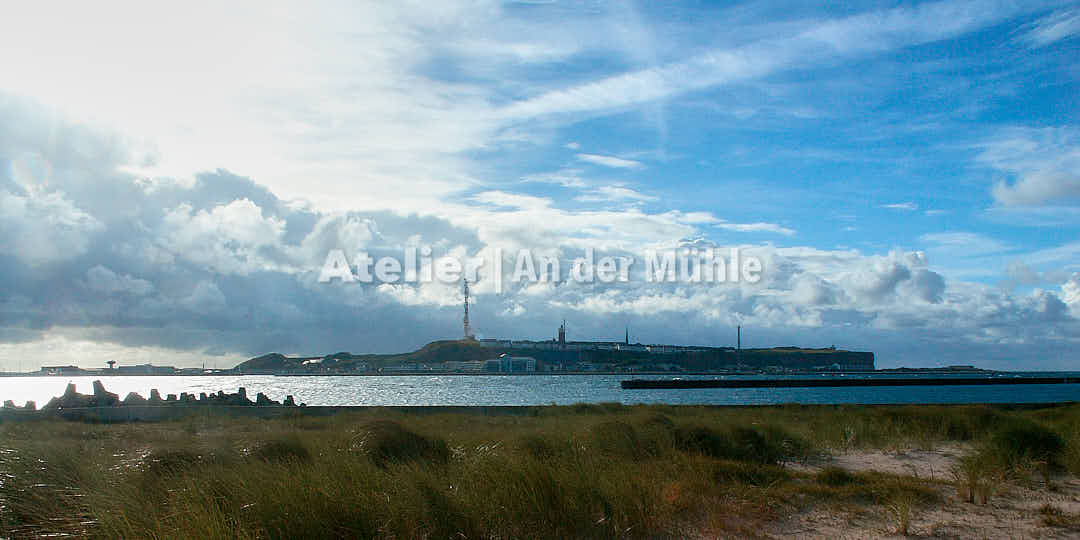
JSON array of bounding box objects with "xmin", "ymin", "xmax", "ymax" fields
[
  {"xmin": 0, "ymin": 363, "xmax": 1010, "ymax": 378},
  {"xmin": 232, "ymin": 335, "xmax": 877, "ymax": 375}
]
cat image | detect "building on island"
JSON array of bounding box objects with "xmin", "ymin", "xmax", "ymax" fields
[
  {"xmin": 473, "ymin": 322, "xmax": 874, "ymax": 371},
  {"xmin": 485, "ymin": 354, "xmax": 537, "ymax": 373}
]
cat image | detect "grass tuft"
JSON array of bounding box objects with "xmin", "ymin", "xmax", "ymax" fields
[
  {"xmin": 674, "ymin": 423, "xmax": 810, "ymax": 465},
  {"xmin": 248, "ymin": 435, "xmax": 312, "ymax": 463},
  {"xmin": 988, "ymin": 421, "xmax": 1065, "ymax": 480},
  {"xmin": 1040, "ymin": 503, "xmax": 1080, "ymax": 529},
  {"xmin": 358, "ymin": 420, "xmax": 450, "ymax": 468},
  {"xmin": 817, "ymin": 466, "xmax": 860, "ymax": 486}
]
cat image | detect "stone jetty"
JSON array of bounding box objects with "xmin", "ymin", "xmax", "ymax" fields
[{"xmin": 0, "ymin": 381, "xmax": 307, "ymax": 412}]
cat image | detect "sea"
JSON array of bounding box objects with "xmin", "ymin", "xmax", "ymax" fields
[{"xmin": 2, "ymin": 373, "xmax": 1080, "ymax": 407}]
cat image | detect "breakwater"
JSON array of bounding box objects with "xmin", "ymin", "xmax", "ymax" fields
[
  {"xmin": 621, "ymin": 376, "xmax": 1079, "ymax": 389},
  {"xmin": 0, "ymin": 381, "xmax": 308, "ymax": 421}
]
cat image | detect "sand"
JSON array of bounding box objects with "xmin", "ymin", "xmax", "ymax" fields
[{"xmin": 776, "ymin": 446, "xmax": 1080, "ymax": 539}]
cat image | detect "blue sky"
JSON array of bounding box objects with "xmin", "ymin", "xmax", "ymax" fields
[{"xmin": 0, "ymin": 0, "xmax": 1078, "ymax": 370}]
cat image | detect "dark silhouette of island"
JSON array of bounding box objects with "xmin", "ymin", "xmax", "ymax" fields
[{"xmin": 235, "ymin": 338, "xmax": 875, "ymax": 374}]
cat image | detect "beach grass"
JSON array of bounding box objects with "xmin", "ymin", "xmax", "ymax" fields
[{"xmin": 1, "ymin": 402, "xmax": 1078, "ymax": 538}]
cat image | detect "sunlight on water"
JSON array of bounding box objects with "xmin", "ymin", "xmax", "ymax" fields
[{"xmin": 1, "ymin": 375, "xmax": 1079, "ymax": 407}]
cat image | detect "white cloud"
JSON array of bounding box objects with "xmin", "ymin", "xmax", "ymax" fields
[
  {"xmin": 161, "ymin": 199, "xmax": 287, "ymax": 275},
  {"xmin": 521, "ymin": 169, "xmax": 587, "ymax": 189},
  {"xmin": 715, "ymin": 221, "xmax": 796, "ymax": 236},
  {"xmin": 376, "ymin": 282, "xmax": 461, "ymax": 308},
  {"xmin": 920, "ymin": 232, "xmax": 1013, "ymax": 257},
  {"xmin": 1023, "ymin": 241, "xmax": 1080, "ymax": 269},
  {"xmin": 0, "ymin": 0, "xmax": 1044, "ymax": 224},
  {"xmin": 1028, "ymin": 289, "xmax": 1070, "ymax": 322},
  {"xmin": 993, "ymin": 171, "xmax": 1080, "ymax": 206},
  {"xmin": 574, "ymin": 185, "xmax": 656, "ymax": 202},
  {"xmin": 0, "ymin": 190, "xmax": 103, "ymax": 266},
  {"xmin": 667, "ymin": 211, "xmax": 721, "ymax": 225},
  {"xmin": 1064, "ymin": 273, "xmax": 1080, "ymax": 315},
  {"xmin": 472, "ymin": 191, "xmax": 552, "ymax": 211},
  {"xmin": 575, "ymin": 153, "xmax": 644, "ymax": 169},
  {"xmin": 999, "ymin": 252, "xmax": 1080, "ymax": 291},
  {"xmin": 499, "ymin": 0, "xmax": 1029, "ymax": 122},
  {"xmin": 904, "ymin": 268, "xmax": 947, "ymax": 304},
  {"xmin": 790, "ymin": 274, "xmax": 842, "ymax": 306},
  {"xmin": 1022, "ymin": 9, "xmax": 1080, "ymax": 47},
  {"xmin": 0, "ymin": 2, "xmax": 502, "ymax": 213},
  {"xmin": 980, "ymin": 127, "xmax": 1080, "ymax": 206},
  {"xmin": 85, "ymin": 265, "xmax": 154, "ymax": 296},
  {"xmin": 655, "ymin": 211, "xmax": 794, "ymax": 235},
  {"xmin": 881, "ymin": 202, "xmax": 919, "ymax": 211},
  {"xmin": 298, "ymin": 214, "xmax": 378, "ymax": 263},
  {"xmin": 846, "ymin": 252, "xmax": 915, "ymax": 303}
]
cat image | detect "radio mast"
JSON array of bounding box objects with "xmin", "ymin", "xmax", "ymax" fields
[{"xmin": 463, "ymin": 278, "xmax": 474, "ymax": 340}]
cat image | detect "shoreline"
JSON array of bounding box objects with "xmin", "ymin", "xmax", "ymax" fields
[{"xmin": 5, "ymin": 401, "xmax": 1080, "ymax": 424}]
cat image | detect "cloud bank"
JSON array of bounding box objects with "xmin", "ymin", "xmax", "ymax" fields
[{"xmin": 0, "ymin": 94, "xmax": 1077, "ymax": 370}]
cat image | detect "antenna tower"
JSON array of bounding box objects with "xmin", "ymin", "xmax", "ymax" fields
[
  {"xmin": 463, "ymin": 278, "xmax": 474, "ymax": 339},
  {"xmin": 736, "ymin": 325, "xmax": 742, "ymax": 370}
]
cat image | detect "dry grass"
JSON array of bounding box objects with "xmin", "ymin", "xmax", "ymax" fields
[
  {"xmin": 0, "ymin": 403, "xmax": 1078, "ymax": 538},
  {"xmin": 1039, "ymin": 503, "xmax": 1080, "ymax": 530}
]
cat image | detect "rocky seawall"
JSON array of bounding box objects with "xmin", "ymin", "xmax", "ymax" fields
[{"xmin": 0, "ymin": 381, "xmax": 307, "ymax": 422}]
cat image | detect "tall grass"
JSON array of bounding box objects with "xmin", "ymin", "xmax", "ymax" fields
[
  {"xmin": 950, "ymin": 417, "xmax": 1068, "ymax": 499},
  {"xmin": 1, "ymin": 403, "xmax": 1080, "ymax": 537}
]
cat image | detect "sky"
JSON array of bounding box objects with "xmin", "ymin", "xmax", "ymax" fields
[{"xmin": 0, "ymin": 0, "xmax": 1078, "ymax": 371}]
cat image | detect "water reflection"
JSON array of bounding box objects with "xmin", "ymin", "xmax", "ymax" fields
[{"xmin": 0, "ymin": 375, "xmax": 1078, "ymax": 407}]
